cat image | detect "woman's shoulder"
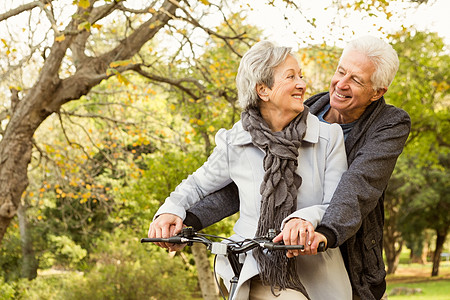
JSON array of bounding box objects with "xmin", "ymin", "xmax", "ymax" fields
[
  {"xmin": 215, "ymin": 120, "xmax": 252, "ymax": 146},
  {"xmin": 304, "ymin": 113, "xmax": 343, "ymax": 143}
]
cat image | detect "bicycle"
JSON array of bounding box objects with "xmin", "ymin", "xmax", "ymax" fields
[{"xmin": 141, "ymin": 227, "xmax": 325, "ymax": 300}]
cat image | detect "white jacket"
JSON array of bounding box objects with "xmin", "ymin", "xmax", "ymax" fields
[{"xmin": 156, "ymin": 113, "xmax": 350, "ymax": 299}]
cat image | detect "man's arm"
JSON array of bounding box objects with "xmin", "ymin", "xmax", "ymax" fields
[
  {"xmin": 316, "ymin": 107, "xmax": 411, "ymax": 248},
  {"xmin": 184, "ymin": 182, "xmax": 239, "ymax": 230}
]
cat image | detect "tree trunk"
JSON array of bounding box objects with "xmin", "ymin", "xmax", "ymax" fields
[
  {"xmin": 383, "ymin": 193, "xmax": 403, "ymax": 274},
  {"xmin": 17, "ymin": 199, "xmax": 38, "ymax": 280},
  {"xmin": 384, "ymin": 238, "xmax": 403, "ymax": 274},
  {"xmin": 0, "ymin": 121, "xmax": 34, "ymax": 244},
  {"xmin": 410, "ymin": 247, "xmax": 426, "ymax": 264},
  {"xmin": 431, "ymin": 227, "xmax": 448, "ymax": 276},
  {"xmin": 191, "ymin": 243, "xmax": 219, "ymax": 300}
]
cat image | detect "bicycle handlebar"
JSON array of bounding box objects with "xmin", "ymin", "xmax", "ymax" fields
[{"xmin": 141, "ymin": 227, "xmax": 326, "ymax": 253}]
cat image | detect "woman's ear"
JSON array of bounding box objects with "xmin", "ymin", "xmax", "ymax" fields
[{"xmin": 256, "ymin": 83, "xmax": 270, "ymax": 101}]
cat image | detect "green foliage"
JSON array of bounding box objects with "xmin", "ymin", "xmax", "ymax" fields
[
  {"xmin": 0, "ymin": 276, "xmax": 16, "ymax": 299},
  {"xmin": 0, "ymin": 222, "xmax": 22, "ymax": 281},
  {"xmin": 60, "ymin": 237, "xmax": 196, "ymax": 300},
  {"xmin": 389, "ymin": 31, "xmax": 450, "ymax": 167},
  {"xmin": 111, "ymin": 147, "xmax": 206, "ymax": 232},
  {"xmin": 45, "ymin": 235, "xmax": 87, "ymax": 269},
  {"xmin": 9, "ymin": 230, "xmax": 198, "ymax": 299}
]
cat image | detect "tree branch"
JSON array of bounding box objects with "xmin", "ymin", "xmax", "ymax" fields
[
  {"xmin": 0, "ymin": 1, "xmax": 42, "ymax": 22},
  {"xmin": 168, "ymin": 0, "xmax": 246, "ymax": 57},
  {"xmin": 60, "ymin": 110, "xmax": 137, "ymax": 126},
  {"xmin": 131, "ymin": 64, "xmax": 204, "ymax": 100},
  {"xmin": 38, "ymin": 0, "xmax": 61, "ymax": 35},
  {"xmin": 100, "ymin": 0, "xmax": 179, "ymax": 63}
]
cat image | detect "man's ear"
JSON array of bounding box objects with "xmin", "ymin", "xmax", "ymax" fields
[
  {"xmin": 371, "ymin": 87, "xmax": 387, "ymax": 102},
  {"xmin": 256, "ymin": 83, "xmax": 270, "ymax": 101}
]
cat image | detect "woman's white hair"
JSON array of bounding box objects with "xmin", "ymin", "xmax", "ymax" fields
[
  {"xmin": 341, "ymin": 35, "xmax": 399, "ymax": 90},
  {"xmin": 236, "ymin": 40, "xmax": 294, "ymax": 110}
]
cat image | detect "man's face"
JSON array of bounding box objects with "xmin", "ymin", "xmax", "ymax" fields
[{"xmin": 329, "ymin": 50, "xmax": 382, "ymax": 122}]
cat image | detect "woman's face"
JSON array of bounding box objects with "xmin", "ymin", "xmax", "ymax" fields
[{"xmin": 259, "ymin": 55, "xmax": 306, "ymax": 125}]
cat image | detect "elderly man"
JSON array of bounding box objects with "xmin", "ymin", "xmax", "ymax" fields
[{"xmin": 154, "ymin": 36, "xmax": 411, "ymax": 300}]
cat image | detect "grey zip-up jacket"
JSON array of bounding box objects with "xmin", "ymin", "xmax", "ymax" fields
[{"xmin": 185, "ymin": 92, "xmax": 411, "ymax": 300}]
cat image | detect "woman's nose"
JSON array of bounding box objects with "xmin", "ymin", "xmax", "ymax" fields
[{"xmin": 296, "ymin": 81, "xmax": 306, "ymax": 90}]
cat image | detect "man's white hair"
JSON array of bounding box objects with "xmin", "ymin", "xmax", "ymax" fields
[{"xmin": 341, "ymin": 35, "xmax": 399, "ymax": 90}]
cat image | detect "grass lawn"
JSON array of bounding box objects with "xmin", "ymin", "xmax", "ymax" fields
[{"xmin": 386, "ymin": 261, "xmax": 450, "ymax": 299}]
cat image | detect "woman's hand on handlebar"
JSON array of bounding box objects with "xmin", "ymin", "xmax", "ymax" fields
[{"xmin": 148, "ymin": 213, "xmax": 185, "ymax": 251}]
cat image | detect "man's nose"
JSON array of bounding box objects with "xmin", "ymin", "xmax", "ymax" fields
[{"xmin": 336, "ymin": 75, "xmax": 351, "ymax": 88}]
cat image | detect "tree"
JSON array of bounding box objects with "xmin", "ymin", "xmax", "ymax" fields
[{"xmin": 384, "ymin": 30, "xmax": 450, "ymax": 275}]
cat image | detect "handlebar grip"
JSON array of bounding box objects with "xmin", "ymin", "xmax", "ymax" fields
[
  {"xmin": 140, "ymin": 236, "xmax": 185, "ymax": 244},
  {"xmin": 262, "ymin": 242, "xmax": 326, "ymax": 252},
  {"xmin": 263, "ymin": 243, "xmax": 304, "ymax": 251}
]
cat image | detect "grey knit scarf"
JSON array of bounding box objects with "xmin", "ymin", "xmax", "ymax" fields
[{"xmin": 241, "ymin": 106, "xmax": 310, "ymax": 299}]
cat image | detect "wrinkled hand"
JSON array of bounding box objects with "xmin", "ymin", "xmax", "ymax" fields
[
  {"xmin": 272, "ymin": 218, "xmax": 327, "ymax": 257},
  {"xmin": 148, "ymin": 213, "xmax": 185, "ymax": 252}
]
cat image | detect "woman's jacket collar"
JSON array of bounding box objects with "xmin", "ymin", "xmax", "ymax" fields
[{"xmin": 229, "ymin": 112, "xmax": 320, "ymax": 146}]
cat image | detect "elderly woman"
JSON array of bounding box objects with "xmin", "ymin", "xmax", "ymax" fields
[{"xmin": 149, "ymin": 41, "xmax": 351, "ymax": 299}]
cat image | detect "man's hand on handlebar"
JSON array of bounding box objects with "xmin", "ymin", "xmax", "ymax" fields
[
  {"xmin": 273, "ymin": 218, "xmax": 327, "ymax": 257},
  {"xmin": 148, "ymin": 213, "xmax": 186, "ymax": 252}
]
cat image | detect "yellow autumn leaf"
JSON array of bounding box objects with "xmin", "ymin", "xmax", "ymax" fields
[
  {"xmin": 78, "ymin": 21, "xmax": 91, "ymax": 32},
  {"xmin": 110, "ymin": 60, "xmax": 132, "ymax": 67},
  {"xmin": 200, "ymin": 0, "xmax": 210, "ymax": 4},
  {"xmin": 55, "ymin": 34, "xmax": 66, "ymax": 42},
  {"xmin": 77, "ymin": 0, "xmax": 90, "ymax": 9}
]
